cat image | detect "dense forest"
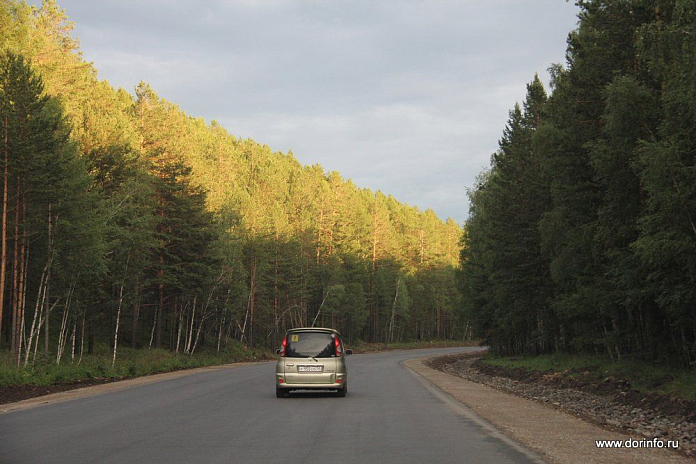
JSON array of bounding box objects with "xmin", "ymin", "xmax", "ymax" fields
[
  {"xmin": 460, "ymin": 0, "xmax": 695, "ymax": 366},
  {"xmin": 0, "ymin": 0, "xmax": 463, "ymax": 367}
]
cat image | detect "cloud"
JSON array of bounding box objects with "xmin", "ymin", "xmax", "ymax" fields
[{"xmin": 37, "ymin": 0, "xmax": 579, "ymax": 223}]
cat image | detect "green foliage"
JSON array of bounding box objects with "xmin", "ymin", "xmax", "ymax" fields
[
  {"xmin": 350, "ymin": 338, "xmax": 479, "ymax": 353},
  {"xmin": 0, "ymin": 0, "xmax": 466, "ymax": 377},
  {"xmin": 0, "ymin": 342, "xmax": 272, "ymax": 387},
  {"xmin": 460, "ymin": 0, "xmax": 696, "ymax": 368},
  {"xmin": 461, "ymin": 77, "xmax": 552, "ymax": 355}
]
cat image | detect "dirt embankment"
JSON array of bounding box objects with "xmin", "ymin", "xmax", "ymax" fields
[
  {"xmin": 429, "ymin": 352, "xmax": 695, "ymax": 458},
  {"xmin": 0, "ymin": 378, "xmax": 115, "ymax": 406}
]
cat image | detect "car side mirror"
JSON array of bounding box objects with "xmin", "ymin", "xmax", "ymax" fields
[
  {"xmin": 275, "ymin": 349, "xmax": 280, "ymax": 355},
  {"xmin": 345, "ymin": 349, "xmax": 353, "ymax": 355}
]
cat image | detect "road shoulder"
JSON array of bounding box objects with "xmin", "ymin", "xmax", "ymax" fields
[{"xmin": 404, "ymin": 354, "xmax": 689, "ymax": 464}]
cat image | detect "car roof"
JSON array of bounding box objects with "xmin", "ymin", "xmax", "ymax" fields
[{"xmin": 286, "ymin": 327, "xmax": 341, "ymax": 336}]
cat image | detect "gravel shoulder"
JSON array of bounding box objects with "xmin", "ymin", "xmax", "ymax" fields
[
  {"xmin": 435, "ymin": 352, "xmax": 695, "ymax": 457},
  {"xmin": 404, "ymin": 352, "xmax": 690, "ymax": 464}
]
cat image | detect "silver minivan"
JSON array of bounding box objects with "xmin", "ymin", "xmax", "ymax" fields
[{"xmin": 275, "ymin": 327, "xmax": 352, "ymax": 398}]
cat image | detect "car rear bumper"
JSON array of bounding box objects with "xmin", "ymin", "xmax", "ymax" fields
[
  {"xmin": 277, "ymin": 383, "xmax": 345, "ymax": 390},
  {"xmin": 277, "ymin": 373, "xmax": 345, "ymax": 389}
]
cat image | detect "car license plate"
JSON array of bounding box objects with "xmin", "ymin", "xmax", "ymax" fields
[{"xmin": 298, "ymin": 365, "xmax": 323, "ymax": 373}]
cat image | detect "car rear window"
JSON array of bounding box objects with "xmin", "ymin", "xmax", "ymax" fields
[{"xmin": 285, "ymin": 332, "xmax": 336, "ymax": 358}]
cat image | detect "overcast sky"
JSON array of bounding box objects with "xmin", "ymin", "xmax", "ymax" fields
[{"xmin": 35, "ymin": 0, "xmax": 579, "ymax": 224}]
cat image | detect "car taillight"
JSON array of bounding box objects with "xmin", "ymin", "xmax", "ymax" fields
[
  {"xmin": 334, "ymin": 336, "xmax": 341, "ymax": 357},
  {"xmin": 280, "ymin": 336, "xmax": 287, "ymax": 357}
]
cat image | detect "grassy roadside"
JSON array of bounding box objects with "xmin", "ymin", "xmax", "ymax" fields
[
  {"xmin": 481, "ymin": 353, "xmax": 696, "ymax": 401},
  {"xmin": 0, "ymin": 339, "xmax": 479, "ymax": 389},
  {"xmin": 0, "ymin": 341, "xmax": 273, "ymax": 388},
  {"xmin": 351, "ymin": 339, "xmax": 480, "ymax": 353}
]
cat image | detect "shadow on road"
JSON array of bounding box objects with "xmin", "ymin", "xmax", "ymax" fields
[{"xmin": 283, "ymin": 391, "xmax": 342, "ymax": 399}]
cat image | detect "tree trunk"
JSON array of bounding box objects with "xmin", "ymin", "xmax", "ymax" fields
[
  {"xmin": 78, "ymin": 311, "xmax": 85, "ymax": 365},
  {"xmin": 16, "ymin": 199, "xmax": 27, "ymax": 366},
  {"xmin": 156, "ymin": 254, "xmax": 164, "ymax": 349},
  {"xmin": 24, "ymin": 258, "xmax": 48, "ymax": 365},
  {"xmin": 185, "ymin": 297, "xmax": 196, "ymax": 354},
  {"xmin": 31, "ymin": 308, "xmax": 43, "ymax": 365},
  {"xmin": 57, "ymin": 302, "xmax": 69, "ymax": 364},
  {"xmin": 131, "ymin": 282, "xmax": 140, "ymax": 349},
  {"xmin": 248, "ymin": 257, "xmax": 256, "ymax": 346},
  {"xmin": 112, "ymin": 282, "xmax": 125, "ymax": 368},
  {"xmin": 44, "ymin": 278, "xmax": 50, "ymax": 354},
  {"xmin": 10, "ymin": 176, "xmax": 19, "ymax": 359},
  {"xmin": 388, "ymin": 277, "xmax": 400, "ymax": 343},
  {"xmin": 148, "ymin": 307, "xmax": 157, "ymax": 349},
  {"xmin": 0, "ymin": 120, "xmax": 8, "ymax": 344},
  {"xmin": 217, "ymin": 311, "xmax": 224, "ymax": 353},
  {"xmin": 56, "ymin": 284, "xmax": 76, "ymax": 364},
  {"xmin": 87, "ymin": 316, "xmax": 94, "ymax": 355},
  {"xmin": 175, "ymin": 302, "xmax": 183, "ymax": 353},
  {"xmin": 70, "ymin": 317, "xmax": 76, "ymax": 362}
]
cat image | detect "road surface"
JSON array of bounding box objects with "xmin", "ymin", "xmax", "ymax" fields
[{"xmin": 0, "ymin": 347, "xmax": 539, "ymax": 463}]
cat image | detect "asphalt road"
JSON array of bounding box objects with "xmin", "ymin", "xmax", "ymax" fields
[{"xmin": 0, "ymin": 347, "xmax": 538, "ymax": 463}]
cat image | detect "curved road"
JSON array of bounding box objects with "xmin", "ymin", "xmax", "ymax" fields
[{"xmin": 0, "ymin": 347, "xmax": 537, "ymax": 463}]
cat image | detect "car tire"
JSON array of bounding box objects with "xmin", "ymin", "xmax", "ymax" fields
[
  {"xmin": 276, "ymin": 386, "xmax": 287, "ymax": 398},
  {"xmin": 337, "ymin": 386, "xmax": 346, "ymax": 397}
]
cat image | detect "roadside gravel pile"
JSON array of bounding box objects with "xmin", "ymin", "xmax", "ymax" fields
[{"xmin": 429, "ymin": 352, "xmax": 695, "ymax": 457}]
